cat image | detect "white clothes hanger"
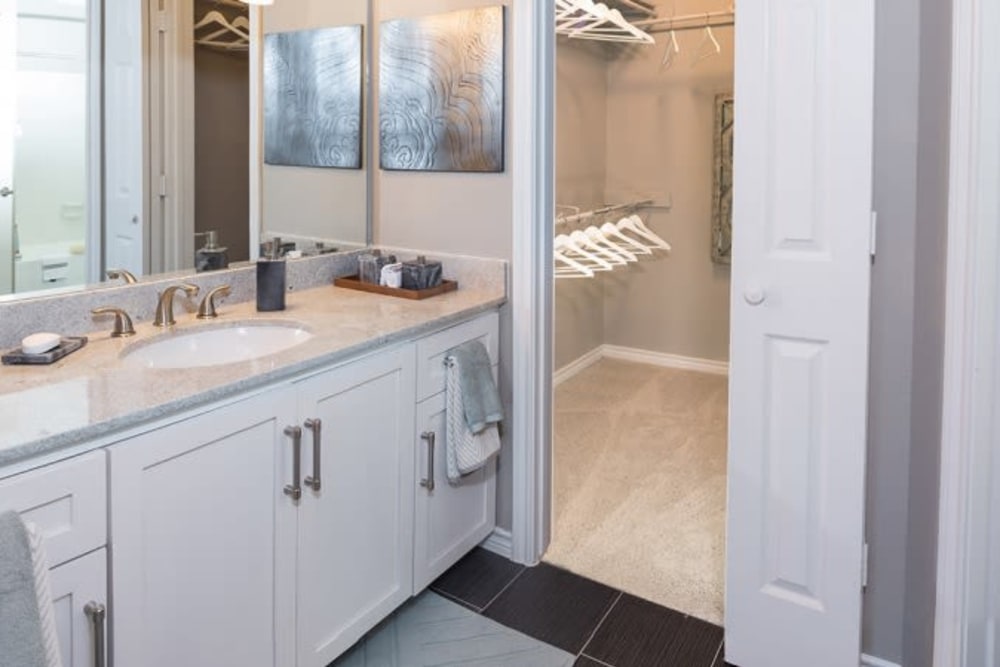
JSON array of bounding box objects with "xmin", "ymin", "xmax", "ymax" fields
[
  {"xmin": 569, "ymin": 230, "xmax": 628, "ymax": 266},
  {"xmin": 195, "ymin": 10, "xmax": 249, "ymax": 50},
  {"xmin": 555, "ymin": 234, "xmax": 615, "ymax": 271},
  {"xmin": 585, "ymin": 225, "xmax": 638, "ymax": 262},
  {"xmin": 618, "ymin": 215, "xmax": 672, "ymax": 251},
  {"xmin": 600, "ymin": 221, "xmax": 653, "ymax": 255},
  {"xmin": 555, "ymin": 250, "xmax": 596, "ymax": 278},
  {"xmin": 691, "ymin": 15, "xmax": 721, "ymax": 66},
  {"xmin": 661, "ymin": 28, "xmax": 680, "ymax": 69},
  {"xmin": 555, "ymin": 0, "xmax": 655, "ymax": 45}
]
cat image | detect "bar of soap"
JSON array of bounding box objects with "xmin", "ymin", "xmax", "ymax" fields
[{"xmin": 22, "ymin": 332, "xmax": 62, "ymax": 355}]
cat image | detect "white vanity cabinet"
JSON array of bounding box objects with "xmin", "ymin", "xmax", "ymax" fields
[
  {"xmin": 293, "ymin": 346, "xmax": 416, "ymax": 667},
  {"xmin": 412, "ymin": 312, "xmax": 499, "ymax": 592},
  {"xmin": 109, "ymin": 345, "xmax": 418, "ymax": 667},
  {"xmin": 109, "ymin": 389, "xmax": 299, "ymax": 667},
  {"xmin": 0, "ymin": 451, "xmax": 109, "ymax": 667}
]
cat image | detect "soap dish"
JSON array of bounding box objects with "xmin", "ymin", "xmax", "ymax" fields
[{"xmin": 2, "ymin": 336, "xmax": 89, "ymax": 366}]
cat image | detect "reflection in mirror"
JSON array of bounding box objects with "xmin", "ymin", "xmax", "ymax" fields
[{"xmin": 0, "ymin": 0, "xmax": 370, "ymax": 301}]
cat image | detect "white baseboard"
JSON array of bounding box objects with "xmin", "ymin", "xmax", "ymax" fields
[
  {"xmin": 553, "ymin": 346, "xmax": 604, "ymax": 386},
  {"xmin": 601, "ymin": 345, "xmax": 730, "ymax": 376},
  {"xmin": 554, "ymin": 345, "xmax": 729, "ymax": 386},
  {"xmin": 861, "ymin": 654, "xmax": 901, "ymax": 667},
  {"xmin": 480, "ymin": 527, "xmax": 513, "ymax": 559}
]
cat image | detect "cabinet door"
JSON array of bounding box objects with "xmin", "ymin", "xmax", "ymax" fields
[
  {"xmin": 413, "ymin": 392, "xmax": 497, "ymax": 592},
  {"xmin": 110, "ymin": 390, "xmax": 298, "ymax": 667},
  {"xmin": 49, "ymin": 549, "xmax": 107, "ymax": 667},
  {"xmin": 294, "ymin": 347, "xmax": 416, "ymax": 667}
]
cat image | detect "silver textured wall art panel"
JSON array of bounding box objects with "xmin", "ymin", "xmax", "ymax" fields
[
  {"xmin": 379, "ymin": 7, "xmax": 505, "ymax": 173},
  {"xmin": 264, "ymin": 26, "xmax": 363, "ymax": 169}
]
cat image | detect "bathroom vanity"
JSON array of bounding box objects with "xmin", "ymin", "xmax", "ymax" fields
[{"xmin": 0, "ymin": 281, "xmax": 503, "ymax": 667}]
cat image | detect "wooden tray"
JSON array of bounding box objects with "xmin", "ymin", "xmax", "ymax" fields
[{"xmin": 334, "ymin": 275, "xmax": 458, "ymax": 300}]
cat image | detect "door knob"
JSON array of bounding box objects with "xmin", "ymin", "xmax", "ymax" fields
[
  {"xmin": 0, "ymin": 186, "xmax": 12, "ymax": 198},
  {"xmin": 744, "ymin": 286, "xmax": 767, "ymax": 306}
]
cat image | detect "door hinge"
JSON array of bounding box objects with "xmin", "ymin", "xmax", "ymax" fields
[
  {"xmin": 862, "ymin": 542, "xmax": 870, "ymax": 590},
  {"xmin": 869, "ymin": 211, "xmax": 878, "ymax": 259},
  {"xmin": 159, "ymin": 173, "xmax": 168, "ymax": 199},
  {"xmin": 157, "ymin": 9, "xmax": 169, "ymax": 33}
]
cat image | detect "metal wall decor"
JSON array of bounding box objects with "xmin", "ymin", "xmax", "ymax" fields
[
  {"xmin": 379, "ymin": 7, "xmax": 505, "ymax": 173},
  {"xmin": 264, "ymin": 26, "xmax": 363, "ymax": 169},
  {"xmin": 712, "ymin": 94, "xmax": 734, "ymax": 264}
]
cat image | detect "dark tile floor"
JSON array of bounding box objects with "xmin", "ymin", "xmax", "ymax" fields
[{"xmin": 430, "ymin": 547, "xmax": 732, "ymax": 667}]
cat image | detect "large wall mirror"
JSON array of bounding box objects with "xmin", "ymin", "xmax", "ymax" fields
[{"xmin": 0, "ymin": 0, "xmax": 370, "ymax": 300}]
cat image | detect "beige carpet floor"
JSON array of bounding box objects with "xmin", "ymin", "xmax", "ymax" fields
[{"xmin": 544, "ymin": 358, "xmax": 728, "ymax": 625}]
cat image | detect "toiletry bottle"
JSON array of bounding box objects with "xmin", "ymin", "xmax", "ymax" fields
[
  {"xmin": 257, "ymin": 238, "xmax": 286, "ymax": 311},
  {"xmin": 195, "ymin": 230, "xmax": 229, "ymax": 272}
]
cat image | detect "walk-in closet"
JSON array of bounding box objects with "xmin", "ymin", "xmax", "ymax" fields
[{"xmin": 549, "ymin": 0, "xmax": 734, "ymax": 626}]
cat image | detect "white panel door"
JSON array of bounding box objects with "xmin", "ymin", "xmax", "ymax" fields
[
  {"xmin": 110, "ymin": 390, "xmax": 298, "ymax": 667},
  {"xmin": 413, "ymin": 392, "xmax": 497, "ymax": 592},
  {"xmin": 102, "ymin": 0, "xmax": 143, "ymax": 275},
  {"xmin": 0, "ymin": 0, "xmax": 14, "ymax": 294},
  {"xmin": 49, "ymin": 549, "xmax": 107, "ymax": 667},
  {"xmin": 294, "ymin": 347, "xmax": 416, "ymax": 667},
  {"xmin": 725, "ymin": 0, "xmax": 875, "ymax": 665}
]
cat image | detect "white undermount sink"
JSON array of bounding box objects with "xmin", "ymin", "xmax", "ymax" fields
[{"xmin": 122, "ymin": 322, "xmax": 313, "ymax": 369}]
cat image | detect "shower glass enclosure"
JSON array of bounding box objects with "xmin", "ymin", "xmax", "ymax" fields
[{"xmin": 0, "ymin": 0, "xmax": 99, "ymax": 296}]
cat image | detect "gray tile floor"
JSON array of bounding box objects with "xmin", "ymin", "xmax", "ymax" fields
[{"xmin": 332, "ymin": 592, "xmax": 575, "ymax": 667}]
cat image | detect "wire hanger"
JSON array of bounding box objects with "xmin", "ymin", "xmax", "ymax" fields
[{"xmin": 691, "ymin": 13, "xmax": 721, "ymax": 66}]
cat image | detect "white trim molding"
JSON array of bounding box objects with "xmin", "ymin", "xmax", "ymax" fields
[
  {"xmin": 553, "ymin": 347, "xmax": 603, "ymax": 386},
  {"xmin": 860, "ymin": 654, "xmax": 901, "ymax": 667},
  {"xmin": 480, "ymin": 528, "xmax": 514, "ymax": 560},
  {"xmin": 602, "ymin": 345, "xmax": 730, "ymax": 376},
  {"xmin": 934, "ymin": 0, "xmax": 1000, "ymax": 663},
  {"xmin": 554, "ymin": 345, "xmax": 730, "ymax": 388},
  {"xmin": 509, "ymin": 0, "xmax": 555, "ymax": 566}
]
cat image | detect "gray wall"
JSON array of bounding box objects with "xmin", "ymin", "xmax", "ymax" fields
[
  {"xmin": 554, "ymin": 41, "xmax": 608, "ymax": 369},
  {"xmin": 865, "ymin": 0, "xmax": 920, "ymax": 660},
  {"xmin": 866, "ymin": 0, "xmax": 951, "ymax": 661},
  {"xmin": 554, "ymin": 0, "xmax": 734, "ymax": 369},
  {"xmin": 261, "ymin": 1, "xmax": 369, "ymax": 246},
  {"xmin": 601, "ymin": 8, "xmax": 732, "ymax": 363},
  {"xmin": 903, "ymin": 0, "xmax": 951, "ymax": 662},
  {"xmin": 371, "ymin": 0, "xmax": 516, "ymax": 530}
]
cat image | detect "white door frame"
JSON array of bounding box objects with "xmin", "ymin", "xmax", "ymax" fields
[
  {"xmin": 933, "ymin": 0, "xmax": 1000, "ymax": 663},
  {"xmin": 509, "ymin": 0, "xmax": 555, "ymax": 565}
]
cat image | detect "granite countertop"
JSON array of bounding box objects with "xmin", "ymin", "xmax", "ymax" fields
[{"xmin": 0, "ymin": 284, "xmax": 505, "ymax": 471}]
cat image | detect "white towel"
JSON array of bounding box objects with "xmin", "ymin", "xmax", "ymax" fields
[
  {"xmin": 26, "ymin": 522, "xmax": 63, "ymax": 667},
  {"xmin": 445, "ymin": 356, "xmax": 501, "ymax": 484}
]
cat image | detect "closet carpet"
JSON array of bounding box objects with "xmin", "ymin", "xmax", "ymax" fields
[{"xmin": 545, "ymin": 358, "xmax": 728, "ymax": 625}]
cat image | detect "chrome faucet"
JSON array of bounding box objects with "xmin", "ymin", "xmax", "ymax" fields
[{"xmin": 154, "ymin": 283, "xmax": 199, "ymax": 327}]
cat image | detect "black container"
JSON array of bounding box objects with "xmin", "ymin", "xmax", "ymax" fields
[
  {"xmin": 401, "ymin": 256, "xmax": 443, "ymax": 290},
  {"xmin": 256, "ymin": 259, "xmax": 286, "ymax": 311}
]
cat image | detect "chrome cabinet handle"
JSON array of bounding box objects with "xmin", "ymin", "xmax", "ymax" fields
[
  {"xmin": 304, "ymin": 418, "xmax": 322, "ymax": 492},
  {"xmin": 84, "ymin": 601, "xmax": 106, "ymax": 667},
  {"xmin": 0, "ymin": 186, "xmax": 13, "ymax": 198},
  {"xmin": 420, "ymin": 431, "xmax": 436, "ymax": 492},
  {"xmin": 283, "ymin": 426, "xmax": 302, "ymax": 501}
]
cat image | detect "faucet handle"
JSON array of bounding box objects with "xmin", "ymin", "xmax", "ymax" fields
[
  {"xmin": 92, "ymin": 307, "xmax": 136, "ymax": 338},
  {"xmin": 197, "ymin": 285, "xmax": 232, "ymax": 320}
]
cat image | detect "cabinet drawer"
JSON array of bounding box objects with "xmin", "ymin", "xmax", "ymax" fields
[
  {"xmin": 0, "ymin": 451, "xmax": 107, "ymax": 568},
  {"xmin": 416, "ymin": 312, "xmax": 499, "ymax": 402}
]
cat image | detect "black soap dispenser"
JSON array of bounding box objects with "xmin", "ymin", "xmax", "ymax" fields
[
  {"xmin": 256, "ymin": 238, "xmax": 286, "ymax": 312},
  {"xmin": 195, "ymin": 230, "xmax": 229, "ymax": 272}
]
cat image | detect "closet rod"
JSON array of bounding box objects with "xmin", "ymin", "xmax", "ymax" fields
[
  {"xmin": 634, "ymin": 9, "xmax": 735, "ymax": 32},
  {"xmin": 556, "ymin": 200, "xmax": 653, "ymax": 226},
  {"xmin": 613, "ymin": 0, "xmax": 658, "ymax": 17}
]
